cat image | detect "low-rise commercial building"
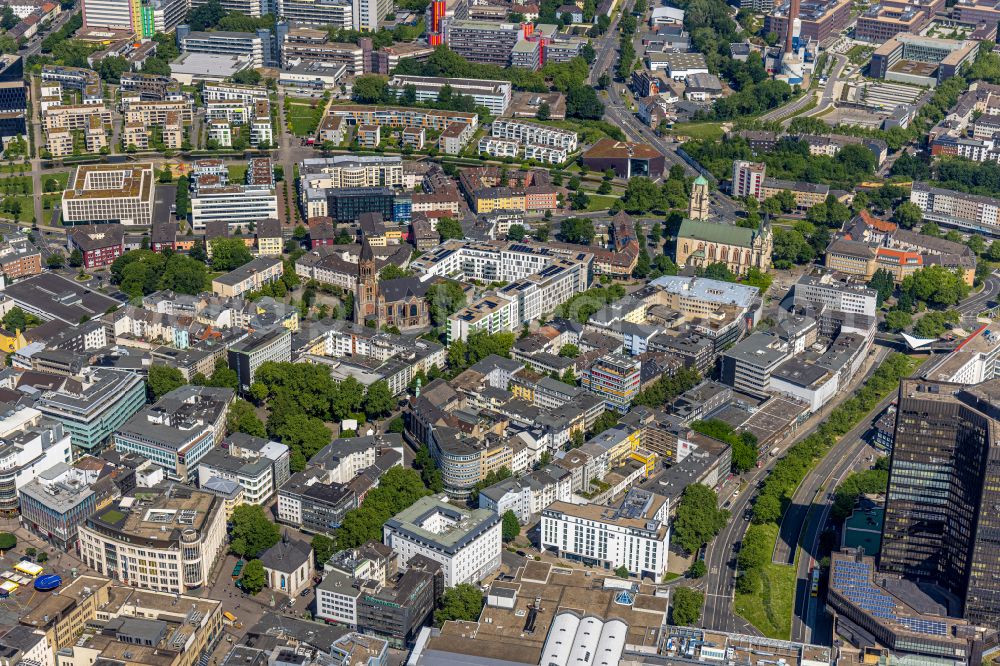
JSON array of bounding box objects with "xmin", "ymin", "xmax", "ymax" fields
[
  {"xmin": 227, "ymin": 326, "xmax": 292, "ymax": 390},
  {"xmin": 388, "ymin": 75, "xmax": 512, "ymax": 116},
  {"xmin": 0, "ymin": 404, "xmax": 72, "ymax": 516}
]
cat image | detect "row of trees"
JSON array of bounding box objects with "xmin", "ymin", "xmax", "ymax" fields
[{"xmin": 684, "ymin": 136, "xmax": 878, "ymax": 189}]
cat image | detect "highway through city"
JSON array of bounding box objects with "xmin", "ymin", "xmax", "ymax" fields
[
  {"xmin": 958, "ymin": 273, "xmax": 1000, "ymax": 316},
  {"xmin": 701, "ymin": 343, "xmax": 897, "ymax": 637}
]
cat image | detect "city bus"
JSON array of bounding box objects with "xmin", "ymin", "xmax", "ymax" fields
[{"xmin": 810, "ymin": 566, "xmax": 821, "ymax": 597}]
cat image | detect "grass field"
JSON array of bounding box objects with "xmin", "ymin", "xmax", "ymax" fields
[
  {"xmin": 669, "ymin": 122, "xmax": 725, "ymax": 142},
  {"xmin": 286, "ymin": 99, "xmax": 324, "ymax": 137},
  {"xmin": 585, "ymin": 194, "xmax": 619, "ymax": 211},
  {"xmin": 228, "ymin": 164, "xmax": 248, "ymax": 182},
  {"xmin": 733, "ymin": 522, "xmax": 796, "ymax": 640}
]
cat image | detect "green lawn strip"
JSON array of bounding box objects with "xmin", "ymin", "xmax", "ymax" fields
[
  {"xmin": 668, "ymin": 122, "xmax": 725, "ymax": 142},
  {"xmin": 733, "ymin": 522, "xmax": 795, "ymax": 639},
  {"xmin": 585, "ymin": 194, "xmax": 619, "ymax": 211}
]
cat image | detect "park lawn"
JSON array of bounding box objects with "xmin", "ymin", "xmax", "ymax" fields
[
  {"xmin": 585, "ymin": 194, "xmax": 619, "ymax": 211},
  {"xmin": 733, "ymin": 522, "xmax": 796, "ymax": 640},
  {"xmin": 286, "ymin": 100, "xmax": 324, "ymax": 136},
  {"xmin": 228, "ymin": 164, "xmax": 248, "ymax": 182},
  {"xmin": 669, "ymin": 122, "xmax": 725, "ymax": 142},
  {"xmin": 41, "ymin": 172, "xmax": 70, "ymax": 194},
  {"xmin": 0, "ymin": 195, "xmax": 35, "ymax": 222}
]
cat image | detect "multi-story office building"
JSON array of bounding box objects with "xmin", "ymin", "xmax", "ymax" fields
[
  {"xmin": 954, "ymin": 0, "xmax": 1000, "ymax": 26},
  {"xmin": 300, "ymin": 155, "xmax": 403, "ymax": 189},
  {"xmin": 190, "ymin": 185, "xmax": 278, "ymax": 231},
  {"xmin": 388, "ymin": 76, "xmax": 512, "ymax": 116},
  {"xmin": 227, "ymin": 326, "xmax": 292, "ymax": 390},
  {"xmin": 0, "ymin": 404, "xmax": 72, "ymax": 516},
  {"xmin": 540, "ymin": 488, "xmax": 670, "ymax": 578},
  {"xmin": 490, "ymin": 118, "xmax": 578, "ymax": 150},
  {"xmin": 303, "ymin": 186, "xmax": 399, "ymax": 222},
  {"xmin": 78, "ymin": 487, "xmax": 227, "ymax": 593},
  {"xmin": 792, "ymin": 271, "xmax": 878, "ymax": 317},
  {"xmin": 582, "ymin": 353, "xmax": 642, "ymax": 414},
  {"xmin": 357, "ymin": 566, "xmax": 437, "ymax": 648},
  {"xmin": 282, "ymin": 28, "xmax": 363, "ymax": 71},
  {"xmin": 177, "ymin": 29, "xmax": 269, "ymax": 68},
  {"xmin": 113, "ymin": 405, "xmax": 216, "ymax": 483},
  {"xmin": 0, "ymin": 55, "xmax": 27, "ymax": 142},
  {"xmin": 444, "ymin": 20, "xmax": 522, "ymax": 66},
  {"xmin": 870, "ymin": 34, "xmax": 978, "ymax": 84},
  {"xmin": 383, "ymin": 495, "xmax": 502, "ymax": 587},
  {"xmin": 909, "ymin": 181, "xmax": 1000, "ymax": 236},
  {"xmin": 276, "ymin": 470, "xmax": 356, "ymax": 533},
  {"xmin": 854, "ymin": 0, "xmax": 943, "ymax": 42},
  {"xmin": 211, "ymin": 256, "xmax": 284, "ymax": 298},
  {"xmin": 18, "ymin": 462, "xmax": 97, "ymax": 551},
  {"xmin": 353, "ymin": 0, "xmax": 392, "ymax": 30},
  {"xmin": 190, "ymin": 0, "xmax": 263, "ymax": 17},
  {"xmin": 880, "ymin": 379, "xmax": 1000, "ymax": 628},
  {"xmin": 276, "ymin": 0, "xmax": 352, "ymax": 26},
  {"xmin": 719, "ymin": 333, "xmax": 790, "ymax": 394},
  {"xmin": 35, "ymin": 369, "xmax": 146, "ymax": 451},
  {"xmin": 732, "ymin": 160, "xmax": 765, "ymax": 199},
  {"xmin": 765, "ymin": 0, "xmax": 853, "ymax": 44},
  {"xmin": 81, "ymin": 0, "xmax": 134, "ymax": 30},
  {"xmin": 61, "ymin": 164, "xmax": 155, "ymax": 226},
  {"xmin": 197, "ymin": 433, "xmax": 289, "ymax": 505}
]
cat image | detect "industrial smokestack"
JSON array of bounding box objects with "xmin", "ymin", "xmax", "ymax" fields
[{"xmin": 785, "ymin": 0, "xmax": 799, "ymax": 53}]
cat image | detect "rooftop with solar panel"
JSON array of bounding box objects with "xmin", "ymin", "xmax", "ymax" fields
[{"xmin": 828, "ymin": 549, "xmax": 995, "ymax": 657}]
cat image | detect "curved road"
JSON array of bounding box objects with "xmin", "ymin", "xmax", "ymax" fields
[
  {"xmin": 958, "ymin": 273, "xmax": 1000, "ymax": 316},
  {"xmin": 761, "ymin": 52, "xmax": 848, "ymax": 126}
]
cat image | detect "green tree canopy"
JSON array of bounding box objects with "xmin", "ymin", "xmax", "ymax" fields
[
  {"xmin": 240, "ymin": 559, "xmax": 266, "ymax": 594},
  {"xmin": 227, "ymin": 399, "xmax": 267, "ymax": 438},
  {"xmin": 312, "ymin": 534, "xmax": 336, "ymax": 567},
  {"xmin": 501, "ymin": 510, "xmax": 519, "ymax": 542},
  {"xmin": 337, "ymin": 467, "xmax": 431, "ymax": 549},
  {"xmin": 210, "ymin": 238, "xmax": 253, "ymax": 271},
  {"xmin": 673, "ymin": 484, "xmax": 729, "ymax": 554},
  {"xmin": 148, "ymin": 365, "xmax": 185, "ymax": 401},
  {"xmin": 435, "ymin": 583, "xmax": 484, "ymax": 625},
  {"xmin": 230, "ymin": 505, "xmax": 281, "ymax": 558},
  {"xmin": 671, "ymin": 587, "xmax": 703, "ymax": 625}
]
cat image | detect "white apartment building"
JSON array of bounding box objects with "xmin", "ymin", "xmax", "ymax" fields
[
  {"xmin": 61, "ymin": 164, "xmax": 155, "ymax": 226},
  {"xmin": 206, "ymin": 100, "xmax": 250, "ymax": 125},
  {"xmin": 411, "ymin": 239, "xmax": 559, "ymax": 283},
  {"xmin": 78, "ymin": 489, "xmax": 227, "ymax": 593},
  {"xmin": 388, "ymin": 75, "xmax": 512, "ymax": 116},
  {"xmin": 383, "ymin": 496, "xmax": 502, "ymax": 588},
  {"xmin": 524, "ymin": 144, "xmax": 568, "ymax": 164},
  {"xmin": 540, "ymin": 488, "xmax": 670, "ymax": 578},
  {"xmin": 478, "ymin": 136, "xmax": 519, "ymax": 159},
  {"xmin": 190, "ymin": 185, "xmax": 278, "ymax": 230},
  {"xmin": 478, "ymin": 465, "xmax": 572, "ymax": 523},
  {"xmin": 447, "ymin": 292, "xmax": 518, "ymax": 343},
  {"xmin": 42, "ymin": 105, "xmax": 112, "ymax": 131},
  {"xmin": 207, "ymin": 120, "xmax": 233, "ymax": 147},
  {"xmin": 250, "ymin": 101, "xmax": 273, "ymax": 146},
  {"xmin": 732, "ymin": 160, "xmax": 765, "ymax": 199},
  {"xmin": 202, "ymin": 83, "xmax": 270, "ymax": 104},
  {"xmin": 0, "ymin": 404, "xmax": 73, "ymax": 515},
  {"xmin": 491, "ymin": 118, "xmax": 577, "ymax": 150},
  {"xmin": 910, "ymin": 181, "xmax": 1000, "ymax": 236}
]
